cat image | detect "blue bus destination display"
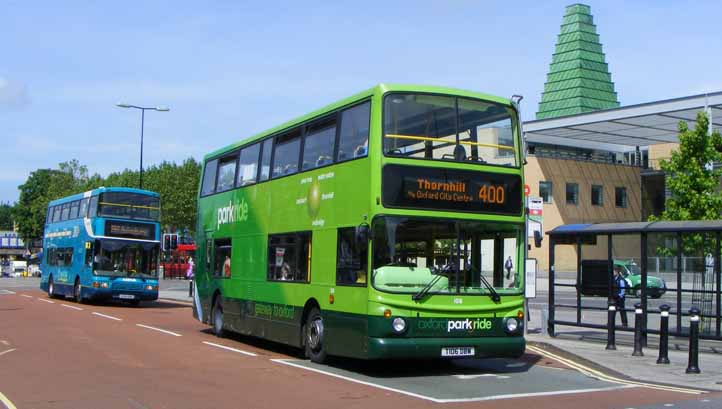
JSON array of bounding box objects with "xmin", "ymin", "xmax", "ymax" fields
[
  {"xmin": 105, "ymin": 220, "xmax": 156, "ymax": 240},
  {"xmin": 382, "ymin": 164, "xmax": 522, "ymax": 215}
]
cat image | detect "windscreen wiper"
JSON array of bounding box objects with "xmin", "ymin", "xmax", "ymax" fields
[
  {"xmin": 470, "ymin": 265, "xmax": 501, "ymax": 303},
  {"xmin": 412, "ymin": 266, "xmax": 445, "ymax": 301}
]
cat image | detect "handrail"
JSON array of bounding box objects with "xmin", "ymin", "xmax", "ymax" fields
[{"xmin": 385, "ymin": 133, "xmax": 516, "ymax": 151}]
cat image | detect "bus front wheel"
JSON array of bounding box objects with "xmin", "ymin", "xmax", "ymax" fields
[
  {"xmin": 304, "ymin": 307, "xmax": 327, "ymax": 364},
  {"xmin": 212, "ymin": 297, "xmax": 225, "ymax": 337},
  {"xmin": 48, "ymin": 276, "xmax": 56, "ymax": 299},
  {"xmin": 74, "ymin": 278, "xmax": 84, "ymax": 304}
]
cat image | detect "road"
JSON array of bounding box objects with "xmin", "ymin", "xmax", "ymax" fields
[{"xmin": 0, "ymin": 281, "xmax": 719, "ymax": 408}]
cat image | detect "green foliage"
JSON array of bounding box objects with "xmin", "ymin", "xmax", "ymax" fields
[
  {"xmin": 651, "ymin": 111, "xmax": 722, "ymax": 254},
  {"xmin": 0, "ymin": 202, "xmax": 14, "ymax": 230},
  {"xmin": 15, "ymin": 158, "xmax": 201, "ymax": 243}
]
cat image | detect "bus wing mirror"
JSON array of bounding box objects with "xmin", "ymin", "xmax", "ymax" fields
[
  {"xmin": 534, "ymin": 230, "xmax": 543, "ymax": 248},
  {"xmin": 355, "ymin": 224, "xmax": 370, "ymax": 249}
]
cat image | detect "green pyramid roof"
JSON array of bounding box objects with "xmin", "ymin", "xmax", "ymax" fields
[{"xmin": 536, "ymin": 3, "xmax": 620, "ymax": 119}]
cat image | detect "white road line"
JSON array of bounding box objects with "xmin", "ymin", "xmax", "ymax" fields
[
  {"xmin": 203, "ymin": 341, "xmax": 257, "ymax": 356},
  {"xmin": 136, "ymin": 324, "xmax": 182, "ymax": 337},
  {"xmin": 92, "ymin": 312, "xmax": 122, "ymax": 321},
  {"xmin": 38, "ymin": 298, "xmax": 55, "ymax": 304},
  {"xmin": 271, "ymin": 359, "xmax": 632, "ymax": 403},
  {"xmin": 20, "ymin": 294, "xmax": 33, "ymax": 298},
  {"xmin": 0, "ymin": 348, "xmax": 17, "ymax": 357},
  {"xmin": 0, "ymin": 290, "xmax": 16, "ymax": 294},
  {"xmin": 0, "ymin": 391, "xmax": 18, "ymax": 409},
  {"xmin": 61, "ymin": 304, "xmax": 84, "ymax": 311}
]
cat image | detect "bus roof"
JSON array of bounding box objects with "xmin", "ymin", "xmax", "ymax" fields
[
  {"xmin": 204, "ymin": 83, "xmax": 514, "ymax": 161},
  {"xmin": 48, "ymin": 187, "xmax": 159, "ymax": 207}
]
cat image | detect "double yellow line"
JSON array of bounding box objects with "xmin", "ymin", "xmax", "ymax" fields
[{"xmin": 526, "ymin": 344, "xmax": 706, "ymax": 395}]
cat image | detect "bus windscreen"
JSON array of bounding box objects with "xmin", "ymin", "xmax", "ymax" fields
[
  {"xmin": 93, "ymin": 240, "xmax": 159, "ymax": 278},
  {"xmin": 97, "ymin": 192, "xmax": 160, "ymax": 221}
]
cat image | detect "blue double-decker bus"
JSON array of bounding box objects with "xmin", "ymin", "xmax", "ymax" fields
[{"xmin": 39, "ymin": 187, "xmax": 161, "ymax": 305}]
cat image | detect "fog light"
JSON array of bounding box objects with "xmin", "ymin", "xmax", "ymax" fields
[
  {"xmin": 145, "ymin": 285, "xmax": 153, "ymax": 291},
  {"xmin": 92, "ymin": 282, "xmax": 100, "ymax": 288},
  {"xmin": 392, "ymin": 317, "xmax": 406, "ymax": 333},
  {"xmin": 505, "ymin": 318, "xmax": 519, "ymax": 333},
  {"xmin": 100, "ymin": 282, "xmax": 109, "ymax": 288}
]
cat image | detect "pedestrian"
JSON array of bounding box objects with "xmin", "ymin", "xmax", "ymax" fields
[
  {"xmin": 613, "ymin": 266, "xmax": 628, "ymax": 326},
  {"xmin": 186, "ymin": 256, "xmax": 194, "ymax": 279},
  {"xmin": 505, "ymin": 256, "xmax": 513, "ymax": 279}
]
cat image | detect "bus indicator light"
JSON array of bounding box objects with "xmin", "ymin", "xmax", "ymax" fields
[
  {"xmin": 517, "ymin": 310, "xmax": 524, "ymax": 319},
  {"xmin": 329, "ymin": 294, "xmax": 335, "ymax": 304},
  {"xmin": 383, "ymin": 309, "xmax": 392, "ymax": 318}
]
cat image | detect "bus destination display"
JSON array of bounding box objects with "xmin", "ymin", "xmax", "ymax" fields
[
  {"xmin": 105, "ymin": 220, "xmax": 156, "ymax": 240},
  {"xmin": 382, "ymin": 164, "xmax": 522, "ymax": 215}
]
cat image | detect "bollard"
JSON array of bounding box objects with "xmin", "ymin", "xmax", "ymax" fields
[
  {"xmin": 686, "ymin": 307, "xmax": 701, "ymax": 374},
  {"xmin": 188, "ymin": 280, "xmax": 194, "ymax": 297},
  {"xmin": 657, "ymin": 304, "xmax": 670, "ymax": 364},
  {"xmin": 606, "ymin": 300, "xmax": 617, "ymax": 350},
  {"xmin": 632, "ymin": 302, "xmax": 644, "ymax": 356}
]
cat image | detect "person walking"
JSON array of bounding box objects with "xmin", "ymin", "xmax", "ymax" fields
[
  {"xmin": 186, "ymin": 257, "xmax": 195, "ymax": 297},
  {"xmin": 505, "ymin": 256, "xmax": 513, "ymax": 280},
  {"xmin": 613, "ymin": 266, "xmax": 628, "ymax": 326}
]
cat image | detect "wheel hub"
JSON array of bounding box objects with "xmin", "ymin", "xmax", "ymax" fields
[{"xmin": 307, "ymin": 318, "xmax": 324, "ymax": 350}]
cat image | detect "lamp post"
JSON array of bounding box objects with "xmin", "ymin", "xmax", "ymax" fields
[{"xmin": 116, "ymin": 103, "xmax": 170, "ymax": 189}]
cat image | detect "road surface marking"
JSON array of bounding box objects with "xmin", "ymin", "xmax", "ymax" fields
[
  {"xmin": 92, "ymin": 312, "xmax": 122, "ymax": 321},
  {"xmin": 0, "ymin": 290, "xmax": 16, "ymax": 295},
  {"xmin": 0, "ymin": 349, "xmax": 16, "ymax": 357},
  {"xmin": 0, "ymin": 341, "xmax": 8, "ymax": 346},
  {"xmin": 61, "ymin": 304, "xmax": 83, "ymax": 311},
  {"xmin": 527, "ymin": 345, "xmax": 705, "ymax": 395},
  {"xmin": 20, "ymin": 294, "xmax": 32, "ymax": 298},
  {"xmin": 271, "ymin": 359, "xmax": 632, "ymax": 403},
  {"xmin": 38, "ymin": 298, "xmax": 55, "ymax": 304},
  {"xmin": 454, "ymin": 374, "xmax": 511, "ymax": 380},
  {"xmin": 0, "ymin": 391, "xmax": 18, "ymax": 409},
  {"xmin": 202, "ymin": 341, "xmax": 257, "ymax": 356},
  {"xmin": 136, "ymin": 324, "xmax": 181, "ymax": 337}
]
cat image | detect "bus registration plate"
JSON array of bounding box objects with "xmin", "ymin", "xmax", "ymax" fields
[
  {"xmin": 441, "ymin": 347, "xmax": 474, "ymax": 357},
  {"xmin": 118, "ymin": 294, "xmax": 135, "ymax": 300}
]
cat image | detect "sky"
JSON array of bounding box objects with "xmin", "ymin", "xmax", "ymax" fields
[{"xmin": 2, "ymin": 0, "xmax": 722, "ymax": 203}]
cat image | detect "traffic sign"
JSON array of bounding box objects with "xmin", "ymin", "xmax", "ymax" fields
[{"xmin": 524, "ymin": 184, "xmax": 530, "ymax": 196}]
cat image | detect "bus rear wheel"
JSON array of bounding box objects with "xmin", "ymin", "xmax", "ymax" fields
[
  {"xmin": 212, "ymin": 297, "xmax": 225, "ymax": 337},
  {"xmin": 304, "ymin": 307, "xmax": 327, "ymax": 364},
  {"xmin": 48, "ymin": 276, "xmax": 57, "ymax": 299}
]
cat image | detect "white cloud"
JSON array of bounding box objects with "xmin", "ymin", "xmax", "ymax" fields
[{"xmin": 0, "ymin": 77, "xmax": 30, "ymax": 110}]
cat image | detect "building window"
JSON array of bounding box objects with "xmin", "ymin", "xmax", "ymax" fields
[
  {"xmin": 336, "ymin": 228, "xmax": 368, "ymax": 286},
  {"xmin": 539, "ymin": 181, "xmax": 552, "ymax": 204},
  {"xmin": 213, "ymin": 238, "xmax": 232, "ymax": 278},
  {"xmin": 566, "ymin": 183, "xmax": 578, "ymax": 205},
  {"xmin": 615, "ymin": 187, "xmax": 628, "ymax": 208},
  {"xmin": 267, "ymin": 232, "xmax": 311, "ymax": 282},
  {"xmin": 591, "ymin": 185, "xmax": 603, "ymax": 206}
]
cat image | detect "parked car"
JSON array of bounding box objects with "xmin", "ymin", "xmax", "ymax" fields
[{"xmin": 615, "ymin": 259, "xmax": 666, "ymax": 298}]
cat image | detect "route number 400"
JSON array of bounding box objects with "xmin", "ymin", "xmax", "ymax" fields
[{"xmin": 478, "ymin": 185, "xmax": 505, "ymax": 204}]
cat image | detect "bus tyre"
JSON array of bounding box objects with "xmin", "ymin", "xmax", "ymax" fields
[
  {"xmin": 304, "ymin": 307, "xmax": 327, "ymax": 364},
  {"xmin": 212, "ymin": 297, "xmax": 225, "ymax": 337},
  {"xmin": 74, "ymin": 278, "xmax": 84, "ymax": 304},
  {"xmin": 48, "ymin": 276, "xmax": 57, "ymax": 299},
  {"xmin": 634, "ymin": 287, "xmax": 641, "ymax": 298}
]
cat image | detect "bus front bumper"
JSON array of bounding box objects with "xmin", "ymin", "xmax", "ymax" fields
[
  {"xmin": 366, "ymin": 336, "xmax": 525, "ymax": 360},
  {"xmin": 83, "ymin": 287, "xmax": 158, "ymax": 302}
]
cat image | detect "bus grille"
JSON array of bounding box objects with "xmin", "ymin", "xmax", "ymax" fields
[{"xmin": 111, "ymin": 281, "xmax": 144, "ymax": 291}]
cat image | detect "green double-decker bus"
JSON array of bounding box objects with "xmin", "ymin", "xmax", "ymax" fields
[{"xmin": 194, "ymin": 84, "xmax": 526, "ymax": 362}]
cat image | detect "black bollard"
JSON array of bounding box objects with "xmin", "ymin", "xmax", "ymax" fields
[
  {"xmin": 686, "ymin": 307, "xmax": 701, "ymax": 374},
  {"xmin": 657, "ymin": 304, "xmax": 670, "ymax": 364},
  {"xmin": 632, "ymin": 302, "xmax": 644, "ymax": 356},
  {"xmin": 188, "ymin": 280, "xmax": 194, "ymax": 297},
  {"xmin": 606, "ymin": 300, "xmax": 617, "ymax": 350}
]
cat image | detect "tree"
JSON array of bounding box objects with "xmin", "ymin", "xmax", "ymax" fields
[
  {"xmin": 652, "ymin": 111, "xmax": 722, "ymax": 254},
  {"xmin": 15, "ymin": 169, "xmax": 55, "ymax": 242},
  {"xmin": 0, "ymin": 202, "xmax": 14, "ymax": 230}
]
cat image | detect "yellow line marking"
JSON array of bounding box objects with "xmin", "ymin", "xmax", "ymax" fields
[
  {"xmin": 527, "ymin": 345, "xmax": 704, "ymax": 395},
  {"xmin": 385, "ymin": 133, "xmax": 516, "ymax": 151},
  {"xmin": 0, "ymin": 391, "xmax": 18, "ymax": 409}
]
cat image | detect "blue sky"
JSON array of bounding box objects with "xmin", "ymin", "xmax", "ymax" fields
[{"xmin": 2, "ymin": 0, "xmax": 721, "ymax": 203}]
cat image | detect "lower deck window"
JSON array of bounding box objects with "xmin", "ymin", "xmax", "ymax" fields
[
  {"xmin": 268, "ymin": 232, "xmax": 311, "ymax": 282},
  {"xmin": 336, "ymin": 228, "xmax": 368, "ymax": 285},
  {"xmin": 213, "ymin": 239, "xmax": 232, "ymax": 278}
]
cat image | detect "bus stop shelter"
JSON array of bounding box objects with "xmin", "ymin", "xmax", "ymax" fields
[{"xmin": 547, "ymin": 221, "xmax": 722, "ymax": 341}]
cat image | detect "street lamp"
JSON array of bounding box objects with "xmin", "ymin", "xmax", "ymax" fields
[{"xmin": 116, "ymin": 103, "xmax": 170, "ymax": 189}]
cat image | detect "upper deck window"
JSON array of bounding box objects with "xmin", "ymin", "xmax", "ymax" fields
[
  {"xmin": 383, "ymin": 93, "xmax": 518, "ymax": 167},
  {"xmin": 302, "ymin": 119, "xmax": 336, "ymax": 171},
  {"xmin": 272, "ymin": 129, "xmax": 301, "ymax": 178},
  {"xmin": 97, "ymin": 192, "xmax": 160, "ymax": 221},
  {"xmin": 337, "ymin": 102, "xmax": 370, "ymax": 161}
]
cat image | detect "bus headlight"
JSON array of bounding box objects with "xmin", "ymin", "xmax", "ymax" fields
[
  {"xmin": 145, "ymin": 285, "xmax": 154, "ymax": 291},
  {"xmin": 100, "ymin": 282, "xmax": 109, "ymax": 288},
  {"xmin": 392, "ymin": 317, "xmax": 407, "ymax": 334},
  {"xmin": 505, "ymin": 318, "xmax": 519, "ymax": 334}
]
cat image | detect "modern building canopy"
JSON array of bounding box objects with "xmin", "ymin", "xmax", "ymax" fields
[
  {"xmin": 525, "ymin": 91, "xmax": 722, "ymax": 151},
  {"xmin": 548, "ymin": 220, "xmax": 722, "ymax": 237}
]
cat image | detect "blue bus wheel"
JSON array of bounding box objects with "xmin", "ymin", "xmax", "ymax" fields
[{"xmin": 74, "ymin": 279, "xmax": 84, "ymax": 304}]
